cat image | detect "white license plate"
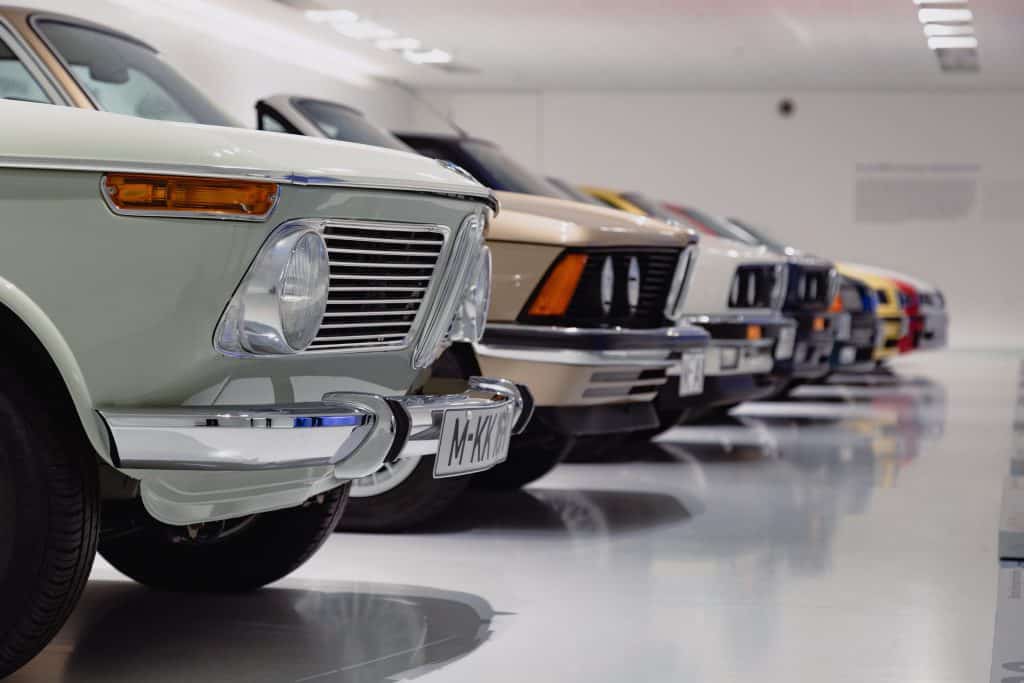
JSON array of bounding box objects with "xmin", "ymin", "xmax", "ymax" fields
[
  {"xmin": 434, "ymin": 405, "xmax": 514, "ymax": 478},
  {"xmin": 678, "ymin": 351, "xmax": 705, "ymax": 397},
  {"xmin": 775, "ymin": 326, "xmax": 796, "ymax": 360},
  {"xmin": 838, "ymin": 345, "xmax": 857, "ymax": 365}
]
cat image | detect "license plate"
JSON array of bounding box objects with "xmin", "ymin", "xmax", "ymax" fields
[
  {"xmin": 838, "ymin": 345, "xmax": 857, "ymax": 365},
  {"xmin": 434, "ymin": 405, "xmax": 514, "ymax": 478},
  {"xmin": 775, "ymin": 326, "xmax": 796, "ymax": 360},
  {"xmin": 678, "ymin": 351, "xmax": 705, "ymax": 396}
]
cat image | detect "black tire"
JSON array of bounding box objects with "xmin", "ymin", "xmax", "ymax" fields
[
  {"xmin": 628, "ymin": 406, "xmax": 705, "ymax": 442},
  {"xmin": 562, "ymin": 434, "xmax": 629, "ymax": 462},
  {"xmin": 98, "ymin": 484, "xmax": 349, "ymax": 592},
  {"xmin": 0, "ymin": 367, "xmax": 100, "ymax": 678},
  {"xmin": 339, "ymin": 456, "xmax": 471, "ymax": 533},
  {"xmin": 471, "ymin": 433, "xmax": 574, "ymax": 491}
]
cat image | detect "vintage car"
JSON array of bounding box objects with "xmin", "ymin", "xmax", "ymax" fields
[
  {"xmin": 835, "ymin": 265, "xmax": 908, "ymax": 362},
  {"xmin": 0, "ymin": 62, "xmax": 532, "ymax": 683},
  {"xmin": 658, "ymin": 205, "xmax": 841, "ymax": 385},
  {"xmin": 256, "ymin": 96, "xmax": 710, "ymax": 463},
  {"xmin": 578, "ymin": 189, "xmax": 799, "ymax": 426},
  {"xmin": 827, "ymin": 274, "xmax": 881, "ymax": 371},
  {"xmin": 845, "ymin": 266, "xmax": 949, "ymax": 353},
  {"xmin": 0, "ymin": 7, "xmax": 534, "ymax": 540},
  {"xmin": 723, "ymin": 217, "xmax": 883, "ymax": 372}
]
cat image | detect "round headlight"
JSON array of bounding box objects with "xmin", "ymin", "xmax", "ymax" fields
[
  {"xmin": 448, "ymin": 246, "xmax": 492, "ymax": 343},
  {"xmin": 278, "ymin": 231, "xmax": 329, "ymax": 351}
]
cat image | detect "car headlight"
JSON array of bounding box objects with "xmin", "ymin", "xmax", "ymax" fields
[
  {"xmin": 448, "ymin": 245, "xmax": 492, "ymax": 343},
  {"xmin": 215, "ymin": 223, "xmax": 329, "ymax": 355},
  {"xmin": 279, "ymin": 232, "xmax": 329, "ymax": 350}
]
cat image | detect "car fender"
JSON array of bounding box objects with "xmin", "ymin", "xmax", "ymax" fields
[{"xmin": 0, "ymin": 275, "xmax": 111, "ymax": 463}]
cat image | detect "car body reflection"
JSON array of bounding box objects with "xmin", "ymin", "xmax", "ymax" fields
[{"xmin": 10, "ymin": 581, "xmax": 494, "ymax": 683}]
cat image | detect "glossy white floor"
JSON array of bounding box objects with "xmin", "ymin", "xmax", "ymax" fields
[{"xmin": 12, "ymin": 351, "xmax": 1021, "ymax": 683}]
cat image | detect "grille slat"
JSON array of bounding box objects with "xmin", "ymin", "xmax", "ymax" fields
[
  {"xmin": 313, "ymin": 222, "xmax": 446, "ymax": 351},
  {"xmin": 328, "ymin": 248, "xmax": 442, "ymax": 258}
]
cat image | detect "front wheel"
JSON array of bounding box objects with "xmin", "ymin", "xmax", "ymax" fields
[
  {"xmin": 0, "ymin": 368, "xmax": 100, "ymax": 678},
  {"xmin": 99, "ymin": 485, "xmax": 349, "ymax": 592},
  {"xmin": 338, "ymin": 456, "xmax": 471, "ymax": 533},
  {"xmin": 471, "ymin": 433, "xmax": 574, "ymax": 490}
]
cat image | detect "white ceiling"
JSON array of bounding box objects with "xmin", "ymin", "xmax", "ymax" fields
[{"xmin": 275, "ymin": 0, "xmax": 1024, "ymax": 91}]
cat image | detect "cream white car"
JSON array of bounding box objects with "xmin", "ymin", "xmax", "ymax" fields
[{"xmin": 0, "ymin": 97, "xmax": 532, "ymax": 677}]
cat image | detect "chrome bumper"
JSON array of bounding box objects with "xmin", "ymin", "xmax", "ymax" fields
[{"xmin": 99, "ymin": 377, "xmax": 530, "ymax": 478}]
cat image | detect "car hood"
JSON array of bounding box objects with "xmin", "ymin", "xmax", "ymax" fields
[
  {"xmin": 844, "ymin": 263, "xmax": 938, "ymax": 294},
  {"xmin": 493, "ymin": 191, "xmax": 698, "ymax": 248},
  {"xmin": 698, "ymin": 234, "xmax": 786, "ymax": 263},
  {"xmin": 0, "ymin": 101, "xmax": 494, "ymax": 206}
]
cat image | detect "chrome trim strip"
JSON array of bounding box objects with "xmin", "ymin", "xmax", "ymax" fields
[
  {"xmin": 99, "ymin": 174, "xmax": 281, "ymax": 223},
  {"xmin": 0, "ymin": 155, "xmax": 499, "ymax": 211},
  {"xmin": 474, "ymin": 343, "xmax": 677, "ymax": 368},
  {"xmin": 0, "ymin": 19, "xmax": 68, "ymax": 105},
  {"xmin": 484, "ymin": 323, "xmax": 710, "ymax": 343},
  {"xmin": 664, "ymin": 244, "xmax": 698, "ymax": 321},
  {"xmin": 683, "ymin": 313, "xmax": 793, "ymax": 327},
  {"xmin": 99, "ymin": 394, "xmax": 397, "ymax": 476}
]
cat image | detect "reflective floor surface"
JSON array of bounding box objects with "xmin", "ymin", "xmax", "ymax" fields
[{"xmin": 12, "ymin": 351, "xmax": 1020, "ymax": 682}]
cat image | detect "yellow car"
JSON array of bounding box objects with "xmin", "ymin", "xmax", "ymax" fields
[
  {"xmin": 582, "ymin": 186, "xmax": 648, "ymax": 216},
  {"xmin": 834, "ymin": 265, "xmax": 906, "ymax": 362}
]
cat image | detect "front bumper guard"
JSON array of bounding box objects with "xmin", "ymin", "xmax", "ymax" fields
[{"xmin": 100, "ymin": 377, "xmax": 531, "ymax": 478}]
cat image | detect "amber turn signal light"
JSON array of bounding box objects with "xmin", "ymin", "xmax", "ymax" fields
[
  {"xmin": 102, "ymin": 174, "xmax": 279, "ymax": 220},
  {"xmin": 829, "ymin": 293, "xmax": 843, "ymax": 313},
  {"xmin": 528, "ymin": 253, "xmax": 588, "ymax": 317},
  {"xmin": 813, "ymin": 316, "xmax": 826, "ymax": 332},
  {"xmin": 746, "ymin": 324, "xmax": 762, "ymax": 341}
]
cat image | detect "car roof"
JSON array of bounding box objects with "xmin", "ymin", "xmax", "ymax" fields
[{"xmin": 0, "ymin": 5, "xmax": 158, "ymax": 53}]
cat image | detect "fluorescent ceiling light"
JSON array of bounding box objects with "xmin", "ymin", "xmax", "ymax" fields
[
  {"xmin": 331, "ymin": 20, "xmax": 396, "ymax": 40},
  {"xmin": 376, "ymin": 37, "xmax": 421, "ymax": 50},
  {"xmin": 304, "ymin": 9, "xmax": 358, "ymax": 24},
  {"xmin": 927, "ymin": 35, "xmax": 979, "ymax": 49},
  {"xmin": 918, "ymin": 8, "xmax": 973, "ymax": 22},
  {"xmin": 913, "ymin": 0, "xmax": 969, "ymax": 4},
  {"xmin": 402, "ymin": 48, "xmax": 453, "ymax": 65},
  {"xmin": 923, "ymin": 23, "xmax": 975, "ymax": 36}
]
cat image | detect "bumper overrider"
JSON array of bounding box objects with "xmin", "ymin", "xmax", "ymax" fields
[
  {"xmin": 97, "ymin": 377, "xmax": 531, "ymax": 524},
  {"xmin": 654, "ymin": 314, "xmax": 797, "ymax": 418},
  {"xmin": 475, "ymin": 323, "xmax": 710, "ymax": 435}
]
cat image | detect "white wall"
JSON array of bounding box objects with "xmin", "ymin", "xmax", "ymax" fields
[
  {"xmin": 18, "ymin": 0, "xmax": 415, "ymax": 129},
  {"xmin": 412, "ymin": 90, "xmax": 1024, "ymax": 350}
]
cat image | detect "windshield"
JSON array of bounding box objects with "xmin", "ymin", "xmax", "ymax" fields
[
  {"xmin": 620, "ymin": 193, "xmax": 689, "ymax": 225},
  {"xmin": 37, "ymin": 20, "xmax": 234, "ymax": 126},
  {"xmin": 726, "ymin": 218, "xmax": 791, "ymax": 253},
  {"xmin": 547, "ymin": 177, "xmax": 605, "ymax": 206},
  {"xmin": 456, "ymin": 140, "xmax": 571, "ymax": 199},
  {"xmin": 671, "ymin": 205, "xmax": 763, "ymax": 245},
  {"xmin": 294, "ymin": 99, "xmax": 413, "ymax": 152}
]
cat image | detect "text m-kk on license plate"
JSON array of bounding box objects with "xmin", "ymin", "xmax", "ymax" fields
[{"xmin": 434, "ymin": 405, "xmax": 514, "ymax": 478}]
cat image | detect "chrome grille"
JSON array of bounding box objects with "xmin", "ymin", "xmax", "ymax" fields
[{"xmin": 309, "ymin": 221, "xmax": 448, "ymax": 351}]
